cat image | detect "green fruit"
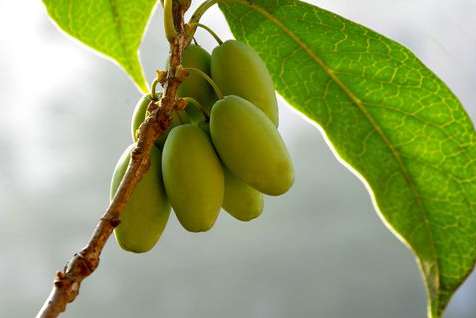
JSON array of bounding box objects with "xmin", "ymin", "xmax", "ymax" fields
[
  {"xmin": 210, "ymin": 95, "xmax": 293, "ymax": 196},
  {"xmin": 155, "ymin": 111, "xmax": 190, "ymax": 147},
  {"xmin": 130, "ymin": 95, "xmax": 190, "ymax": 146},
  {"xmin": 198, "ymin": 120, "xmax": 211, "ymax": 136},
  {"xmin": 162, "ymin": 124, "xmax": 224, "ymax": 232},
  {"xmin": 211, "ymin": 40, "xmax": 279, "ymax": 125},
  {"xmin": 178, "ymin": 45, "xmax": 216, "ymax": 111},
  {"xmin": 131, "ymin": 95, "xmax": 154, "ymax": 142},
  {"xmin": 183, "ymin": 98, "xmax": 207, "ymax": 124},
  {"xmin": 110, "ymin": 145, "xmax": 171, "ymax": 253},
  {"xmin": 223, "ymin": 169, "xmax": 263, "ymax": 221}
]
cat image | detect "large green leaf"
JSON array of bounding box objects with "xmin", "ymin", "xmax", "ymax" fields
[
  {"xmin": 220, "ymin": 1, "xmax": 476, "ymax": 317},
  {"xmin": 43, "ymin": 0, "xmax": 157, "ymax": 92}
]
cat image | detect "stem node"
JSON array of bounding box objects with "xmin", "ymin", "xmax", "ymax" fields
[{"xmin": 36, "ymin": 4, "xmax": 190, "ymax": 318}]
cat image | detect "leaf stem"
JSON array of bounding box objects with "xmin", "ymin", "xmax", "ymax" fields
[{"xmin": 183, "ymin": 67, "xmax": 224, "ymax": 99}]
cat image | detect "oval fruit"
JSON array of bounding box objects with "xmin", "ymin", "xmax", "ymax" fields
[
  {"xmin": 178, "ymin": 45, "xmax": 216, "ymax": 111},
  {"xmin": 130, "ymin": 95, "xmax": 190, "ymax": 146},
  {"xmin": 223, "ymin": 169, "xmax": 263, "ymax": 221},
  {"xmin": 110, "ymin": 145, "xmax": 171, "ymax": 253},
  {"xmin": 131, "ymin": 95, "xmax": 153, "ymax": 142},
  {"xmin": 210, "ymin": 95, "xmax": 294, "ymax": 196},
  {"xmin": 211, "ymin": 40, "xmax": 279, "ymax": 125},
  {"xmin": 155, "ymin": 111, "xmax": 190, "ymax": 147},
  {"xmin": 162, "ymin": 124, "xmax": 224, "ymax": 232},
  {"xmin": 183, "ymin": 98, "xmax": 207, "ymax": 124}
]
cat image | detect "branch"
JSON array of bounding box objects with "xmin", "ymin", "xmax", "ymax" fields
[{"xmin": 36, "ymin": 5, "xmax": 189, "ymax": 318}]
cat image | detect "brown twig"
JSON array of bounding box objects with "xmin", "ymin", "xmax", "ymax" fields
[{"xmin": 36, "ymin": 5, "xmax": 189, "ymax": 318}]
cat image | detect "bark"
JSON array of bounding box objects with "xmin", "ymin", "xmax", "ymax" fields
[{"xmin": 36, "ymin": 5, "xmax": 189, "ymax": 318}]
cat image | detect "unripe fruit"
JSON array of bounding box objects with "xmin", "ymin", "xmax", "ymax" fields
[
  {"xmin": 155, "ymin": 111, "xmax": 189, "ymax": 147},
  {"xmin": 110, "ymin": 145, "xmax": 171, "ymax": 253},
  {"xmin": 210, "ymin": 95, "xmax": 294, "ymax": 196},
  {"xmin": 178, "ymin": 45, "xmax": 216, "ymax": 111},
  {"xmin": 183, "ymin": 98, "xmax": 207, "ymax": 124},
  {"xmin": 130, "ymin": 95, "xmax": 190, "ymax": 146},
  {"xmin": 223, "ymin": 169, "xmax": 263, "ymax": 221},
  {"xmin": 162, "ymin": 124, "xmax": 224, "ymax": 232},
  {"xmin": 211, "ymin": 40, "xmax": 279, "ymax": 125},
  {"xmin": 131, "ymin": 95, "xmax": 154, "ymax": 142}
]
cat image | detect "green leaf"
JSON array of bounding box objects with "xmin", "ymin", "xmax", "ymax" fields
[
  {"xmin": 220, "ymin": 1, "xmax": 476, "ymax": 317},
  {"xmin": 43, "ymin": 0, "xmax": 158, "ymax": 93}
]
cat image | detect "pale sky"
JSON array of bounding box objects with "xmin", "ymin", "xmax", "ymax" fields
[{"xmin": 0, "ymin": 1, "xmax": 475, "ymax": 317}]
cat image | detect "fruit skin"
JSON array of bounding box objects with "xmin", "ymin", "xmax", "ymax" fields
[
  {"xmin": 223, "ymin": 169, "xmax": 263, "ymax": 221},
  {"xmin": 210, "ymin": 95, "xmax": 293, "ymax": 196},
  {"xmin": 211, "ymin": 40, "xmax": 279, "ymax": 125},
  {"xmin": 155, "ymin": 111, "xmax": 189, "ymax": 147},
  {"xmin": 131, "ymin": 95, "xmax": 153, "ymax": 142},
  {"xmin": 130, "ymin": 95, "xmax": 190, "ymax": 146},
  {"xmin": 178, "ymin": 45, "xmax": 216, "ymax": 111},
  {"xmin": 162, "ymin": 124, "xmax": 224, "ymax": 232},
  {"xmin": 110, "ymin": 145, "xmax": 171, "ymax": 253}
]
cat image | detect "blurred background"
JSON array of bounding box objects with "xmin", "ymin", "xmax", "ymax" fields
[{"xmin": 1, "ymin": 0, "xmax": 475, "ymax": 317}]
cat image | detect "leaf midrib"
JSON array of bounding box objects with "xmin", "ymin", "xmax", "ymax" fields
[
  {"xmin": 65, "ymin": 0, "xmax": 132, "ymax": 66},
  {"xmin": 106, "ymin": 0, "xmax": 134, "ymax": 71},
  {"xmin": 229, "ymin": 0, "xmax": 440, "ymax": 289}
]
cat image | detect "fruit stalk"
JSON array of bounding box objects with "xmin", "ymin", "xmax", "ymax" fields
[
  {"xmin": 36, "ymin": 4, "xmax": 189, "ymax": 318},
  {"xmin": 190, "ymin": 0, "xmax": 220, "ymax": 26},
  {"xmin": 183, "ymin": 67, "xmax": 224, "ymax": 99},
  {"xmin": 164, "ymin": 0, "xmax": 177, "ymax": 42}
]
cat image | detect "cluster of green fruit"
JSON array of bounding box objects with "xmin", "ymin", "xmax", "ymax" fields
[{"xmin": 110, "ymin": 40, "xmax": 294, "ymax": 253}]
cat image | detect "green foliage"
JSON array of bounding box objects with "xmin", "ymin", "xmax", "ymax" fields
[
  {"xmin": 43, "ymin": 0, "xmax": 476, "ymax": 315},
  {"xmin": 210, "ymin": 95, "xmax": 294, "ymax": 196},
  {"xmin": 219, "ymin": 1, "xmax": 476, "ymax": 316},
  {"xmin": 42, "ymin": 0, "xmax": 156, "ymax": 92},
  {"xmin": 162, "ymin": 124, "xmax": 224, "ymax": 232},
  {"xmin": 211, "ymin": 40, "xmax": 279, "ymax": 125},
  {"xmin": 110, "ymin": 144, "xmax": 170, "ymax": 253}
]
